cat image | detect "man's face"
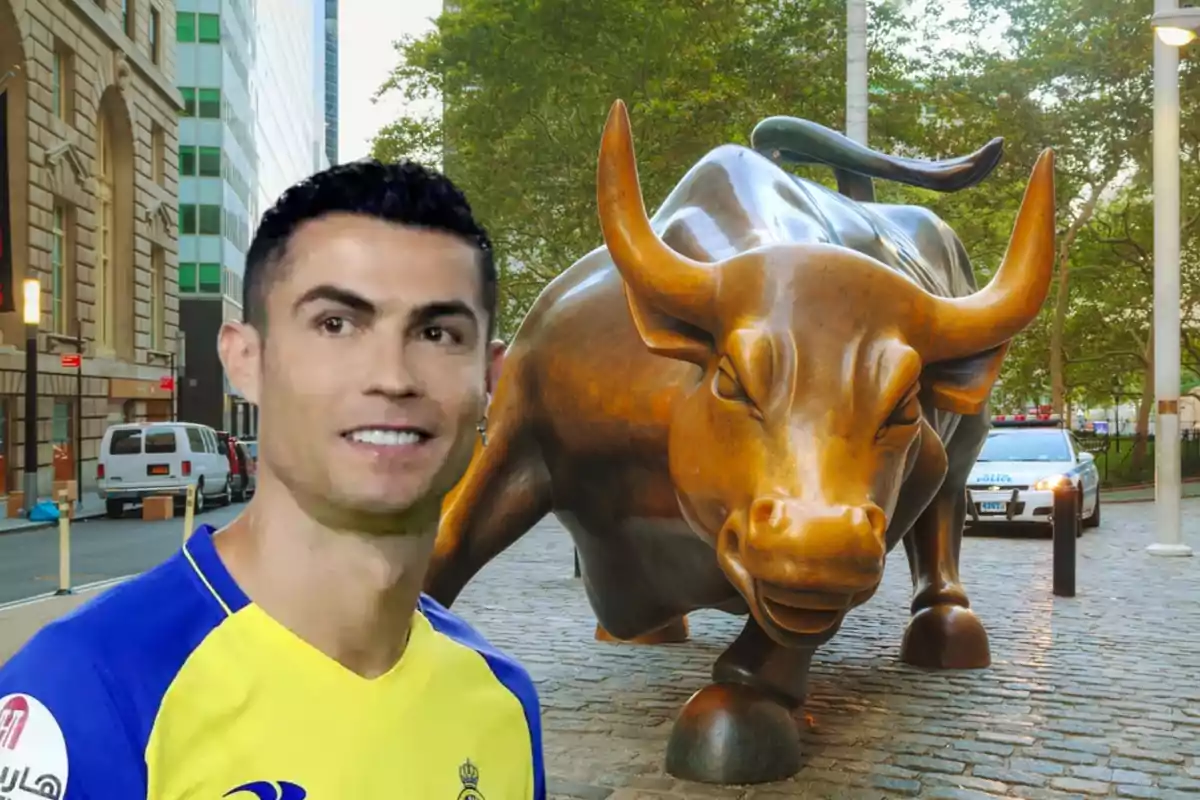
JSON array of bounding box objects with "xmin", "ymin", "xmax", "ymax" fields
[{"xmin": 220, "ymin": 212, "xmax": 502, "ymax": 530}]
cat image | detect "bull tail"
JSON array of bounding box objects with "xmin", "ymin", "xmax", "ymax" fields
[{"xmin": 750, "ymin": 116, "xmax": 1004, "ymax": 203}]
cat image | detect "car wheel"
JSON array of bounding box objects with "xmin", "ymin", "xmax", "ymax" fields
[
  {"xmin": 220, "ymin": 476, "xmax": 233, "ymax": 507},
  {"xmin": 193, "ymin": 482, "xmax": 205, "ymax": 514},
  {"xmin": 105, "ymin": 500, "xmax": 123, "ymax": 519}
]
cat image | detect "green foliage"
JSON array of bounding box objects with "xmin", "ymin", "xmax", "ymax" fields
[{"xmin": 371, "ymin": 0, "xmax": 1200, "ymax": 415}]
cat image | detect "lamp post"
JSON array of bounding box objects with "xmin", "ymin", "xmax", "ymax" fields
[
  {"xmin": 21, "ymin": 278, "xmax": 40, "ymax": 516},
  {"xmin": 1147, "ymin": 3, "xmax": 1199, "ymax": 557}
]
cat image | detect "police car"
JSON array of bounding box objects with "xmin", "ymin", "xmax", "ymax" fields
[{"xmin": 966, "ymin": 415, "xmax": 1101, "ymax": 531}]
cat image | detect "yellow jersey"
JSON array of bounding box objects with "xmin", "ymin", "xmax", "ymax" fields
[{"xmin": 0, "ymin": 524, "xmax": 545, "ymax": 800}]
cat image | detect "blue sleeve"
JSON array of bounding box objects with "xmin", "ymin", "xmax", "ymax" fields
[{"xmin": 0, "ymin": 626, "xmax": 145, "ymax": 800}]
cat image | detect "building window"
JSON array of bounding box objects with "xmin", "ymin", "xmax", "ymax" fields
[
  {"xmin": 179, "ymin": 87, "xmax": 195, "ymax": 117},
  {"xmin": 197, "ymin": 13, "xmax": 220, "ymax": 43},
  {"xmin": 151, "ymin": 124, "xmax": 165, "ymax": 185},
  {"xmin": 50, "ymin": 45, "xmax": 74, "ymax": 122},
  {"xmin": 178, "ymin": 204, "xmax": 196, "ymax": 234},
  {"xmin": 197, "ymin": 204, "xmax": 221, "ymax": 235},
  {"xmin": 198, "ymin": 263, "xmax": 221, "ymax": 294},
  {"xmin": 50, "ymin": 203, "xmax": 72, "ymax": 335},
  {"xmin": 179, "ymin": 262, "xmax": 196, "ymax": 292},
  {"xmin": 150, "ymin": 246, "xmax": 165, "ymax": 349},
  {"xmin": 197, "ymin": 88, "xmax": 220, "ymax": 119},
  {"xmin": 178, "ymin": 146, "xmax": 196, "ymax": 176},
  {"xmin": 97, "ymin": 115, "xmax": 114, "ymax": 348},
  {"xmin": 179, "ymin": 203, "xmax": 221, "ymax": 235},
  {"xmin": 122, "ymin": 0, "xmax": 134, "ymax": 38},
  {"xmin": 149, "ymin": 7, "xmax": 160, "ymax": 63},
  {"xmin": 176, "ymin": 10, "xmax": 195, "ymax": 41},
  {"xmin": 197, "ymin": 146, "xmax": 220, "ymax": 177}
]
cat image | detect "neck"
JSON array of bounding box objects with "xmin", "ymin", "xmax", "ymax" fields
[{"xmin": 213, "ymin": 471, "xmax": 439, "ymax": 679}]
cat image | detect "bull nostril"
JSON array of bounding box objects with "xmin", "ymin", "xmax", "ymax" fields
[
  {"xmin": 856, "ymin": 503, "xmax": 888, "ymax": 541},
  {"xmin": 749, "ymin": 497, "xmax": 782, "ymax": 529}
]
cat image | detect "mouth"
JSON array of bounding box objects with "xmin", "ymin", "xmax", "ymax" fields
[
  {"xmin": 757, "ymin": 583, "xmax": 853, "ymax": 635},
  {"xmin": 341, "ymin": 426, "xmax": 433, "ymax": 448}
]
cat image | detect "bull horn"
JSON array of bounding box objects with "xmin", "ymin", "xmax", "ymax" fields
[
  {"xmin": 597, "ymin": 99, "xmax": 718, "ymax": 329},
  {"xmin": 922, "ymin": 148, "xmax": 1057, "ymax": 362}
]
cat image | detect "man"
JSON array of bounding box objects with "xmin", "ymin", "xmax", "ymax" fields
[{"xmin": 0, "ymin": 160, "xmax": 545, "ymax": 799}]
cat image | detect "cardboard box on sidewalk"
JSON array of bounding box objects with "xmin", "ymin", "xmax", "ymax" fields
[
  {"xmin": 142, "ymin": 496, "xmax": 174, "ymax": 521},
  {"xmin": 5, "ymin": 492, "xmax": 24, "ymax": 519}
]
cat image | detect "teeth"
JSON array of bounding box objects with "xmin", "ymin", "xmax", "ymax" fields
[{"xmin": 348, "ymin": 429, "xmax": 423, "ymax": 446}]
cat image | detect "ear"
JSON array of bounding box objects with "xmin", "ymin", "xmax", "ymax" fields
[
  {"xmin": 623, "ymin": 285, "xmax": 713, "ymax": 365},
  {"xmin": 921, "ymin": 342, "xmax": 1009, "ymax": 416},
  {"xmin": 485, "ymin": 339, "xmax": 507, "ymax": 397},
  {"xmin": 218, "ymin": 321, "xmax": 263, "ymax": 405}
]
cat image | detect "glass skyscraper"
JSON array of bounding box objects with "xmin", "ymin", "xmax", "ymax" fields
[{"xmin": 176, "ymin": 0, "xmax": 331, "ymax": 435}]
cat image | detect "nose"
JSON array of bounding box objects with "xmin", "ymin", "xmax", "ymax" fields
[{"xmin": 743, "ymin": 498, "xmax": 887, "ymax": 591}]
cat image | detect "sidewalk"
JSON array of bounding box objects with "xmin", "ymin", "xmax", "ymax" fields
[
  {"xmin": 0, "ymin": 585, "xmax": 108, "ymax": 665},
  {"xmin": 0, "ymin": 495, "xmax": 107, "ymax": 535}
]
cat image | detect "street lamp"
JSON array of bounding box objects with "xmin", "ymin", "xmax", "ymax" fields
[
  {"xmin": 21, "ymin": 278, "xmax": 40, "ymax": 516},
  {"xmin": 1147, "ymin": 2, "xmax": 1198, "ymax": 557}
]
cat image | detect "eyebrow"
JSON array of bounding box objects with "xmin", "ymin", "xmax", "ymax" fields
[
  {"xmin": 293, "ymin": 284, "xmax": 376, "ymax": 315},
  {"xmin": 293, "ymin": 285, "xmax": 480, "ymax": 328}
]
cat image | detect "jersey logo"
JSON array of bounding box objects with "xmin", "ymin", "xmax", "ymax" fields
[
  {"xmin": 457, "ymin": 759, "xmax": 484, "ymax": 799},
  {"xmin": 0, "ymin": 694, "xmax": 69, "ymax": 800},
  {"xmin": 223, "ymin": 781, "xmax": 307, "ymax": 800},
  {"xmin": 0, "ymin": 696, "xmax": 29, "ymax": 749}
]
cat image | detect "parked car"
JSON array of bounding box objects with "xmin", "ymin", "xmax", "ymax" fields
[
  {"xmin": 965, "ymin": 415, "xmax": 1101, "ymax": 533},
  {"xmin": 96, "ymin": 422, "xmax": 233, "ymax": 518},
  {"xmin": 216, "ymin": 431, "xmax": 256, "ymax": 502}
]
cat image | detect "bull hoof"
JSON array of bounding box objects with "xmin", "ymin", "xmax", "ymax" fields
[
  {"xmin": 665, "ymin": 682, "xmax": 801, "ymax": 785},
  {"xmin": 595, "ymin": 615, "xmax": 689, "ymax": 645},
  {"xmin": 900, "ymin": 604, "xmax": 991, "ymax": 669}
]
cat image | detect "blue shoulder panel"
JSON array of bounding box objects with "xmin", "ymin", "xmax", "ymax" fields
[
  {"xmin": 0, "ymin": 525, "xmax": 233, "ymax": 800},
  {"xmin": 417, "ymin": 594, "xmax": 546, "ymax": 800}
]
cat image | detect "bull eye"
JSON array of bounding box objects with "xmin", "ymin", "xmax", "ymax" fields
[
  {"xmin": 713, "ymin": 357, "xmax": 755, "ymax": 409},
  {"xmin": 879, "ymin": 390, "xmax": 921, "ymax": 437}
]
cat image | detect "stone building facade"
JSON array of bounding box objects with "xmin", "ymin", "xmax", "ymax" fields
[{"xmin": 0, "ymin": 0, "xmax": 181, "ymax": 506}]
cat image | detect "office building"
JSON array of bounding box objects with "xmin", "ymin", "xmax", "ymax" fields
[
  {"xmin": 176, "ymin": 0, "xmax": 329, "ymax": 437},
  {"xmin": 0, "ymin": 0, "xmax": 181, "ymax": 505},
  {"xmin": 324, "ymin": 0, "xmax": 337, "ymax": 165}
]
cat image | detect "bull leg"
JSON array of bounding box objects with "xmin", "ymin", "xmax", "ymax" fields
[
  {"xmin": 595, "ymin": 616, "xmax": 690, "ymax": 644},
  {"xmin": 424, "ymin": 412, "xmax": 552, "ymax": 609},
  {"xmin": 664, "ymin": 616, "xmax": 815, "ymax": 784},
  {"xmin": 899, "ymin": 415, "xmax": 991, "ymax": 670}
]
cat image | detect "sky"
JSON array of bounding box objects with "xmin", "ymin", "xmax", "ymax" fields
[{"xmin": 337, "ymin": 0, "xmax": 442, "ymax": 162}]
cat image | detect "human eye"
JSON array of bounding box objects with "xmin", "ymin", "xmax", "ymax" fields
[
  {"xmin": 314, "ymin": 314, "xmax": 356, "ymax": 336},
  {"xmin": 420, "ymin": 325, "xmax": 464, "ymax": 346}
]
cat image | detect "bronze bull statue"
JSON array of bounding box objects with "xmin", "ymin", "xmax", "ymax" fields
[{"xmin": 427, "ymin": 99, "xmax": 1055, "ymax": 785}]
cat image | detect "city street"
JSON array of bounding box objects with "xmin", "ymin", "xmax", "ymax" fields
[
  {"xmin": 0, "ymin": 504, "xmax": 242, "ymax": 605},
  {"xmin": 2, "ymin": 499, "xmax": 1198, "ymax": 798}
]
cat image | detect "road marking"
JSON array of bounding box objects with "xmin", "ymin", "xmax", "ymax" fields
[{"xmin": 0, "ymin": 575, "xmax": 134, "ymax": 612}]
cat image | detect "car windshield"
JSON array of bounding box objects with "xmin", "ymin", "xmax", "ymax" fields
[{"xmin": 977, "ymin": 430, "xmax": 1071, "ymax": 462}]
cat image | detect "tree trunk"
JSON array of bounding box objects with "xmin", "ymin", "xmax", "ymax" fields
[
  {"xmin": 1049, "ymin": 180, "xmax": 1111, "ymax": 413},
  {"xmin": 1132, "ymin": 329, "xmax": 1154, "ymax": 474}
]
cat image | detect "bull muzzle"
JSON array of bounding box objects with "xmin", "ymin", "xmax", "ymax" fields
[{"xmin": 718, "ymin": 498, "xmax": 888, "ymax": 640}]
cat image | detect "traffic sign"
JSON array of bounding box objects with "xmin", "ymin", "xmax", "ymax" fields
[
  {"xmin": 60, "ymin": 353, "xmax": 81, "ymax": 368},
  {"xmin": 160, "ymin": 375, "xmax": 175, "ymax": 391}
]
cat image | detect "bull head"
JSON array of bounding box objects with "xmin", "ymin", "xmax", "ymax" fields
[{"xmin": 596, "ymin": 99, "xmax": 1055, "ymax": 646}]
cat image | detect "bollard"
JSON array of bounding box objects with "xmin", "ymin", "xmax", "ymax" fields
[
  {"xmin": 1051, "ymin": 481, "xmax": 1079, "ymax": 597},
  {"xmin": 183, "ymin": 483, "xmax": 197, "ymax": 545},
  {"xmin": 55, "ymin": 492, "xmax": 73, "ymax": 596}
]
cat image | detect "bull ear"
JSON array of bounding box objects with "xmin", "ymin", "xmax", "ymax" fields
[
  {"xmin": 921, "ymin": 342, "xmax": 1009, "ymax": 416},
  {"xmin": 623, "ymin": 285, "xmax": 714, "ymax": 365}
]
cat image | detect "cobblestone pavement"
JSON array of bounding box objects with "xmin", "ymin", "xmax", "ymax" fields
[{"xmin": 450, "ymin": 499, "xmax": 1200, "ymax": 800}]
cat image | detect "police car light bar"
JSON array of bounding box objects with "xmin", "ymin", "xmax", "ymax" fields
[{"xmin": 991, "ymin": 413, "xmax": 1064, "ymax": 428}]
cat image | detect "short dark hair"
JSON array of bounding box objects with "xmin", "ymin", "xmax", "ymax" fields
[{"xmin": 243, "ymin": 159, "xmax": 496, "ymax": 336}]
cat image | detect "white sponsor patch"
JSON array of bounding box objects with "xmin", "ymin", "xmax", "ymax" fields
[{"xmin": 0, "ymin": 694, "xmax": 68, "ymax": 800}]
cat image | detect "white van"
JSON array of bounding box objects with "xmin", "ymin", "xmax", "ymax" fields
[{"xmin": 96, "ymin": 422, "xmax": 233, "ymax": 518}]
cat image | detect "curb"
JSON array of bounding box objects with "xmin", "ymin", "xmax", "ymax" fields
[{"xmin": 0, "ymin": 511, "xmax": 107, "ymax": 536}]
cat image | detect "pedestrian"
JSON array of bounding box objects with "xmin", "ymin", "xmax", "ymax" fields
[{"xmin": 0, "ymin": 160, "xmax": 545, "ymax": 799}]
